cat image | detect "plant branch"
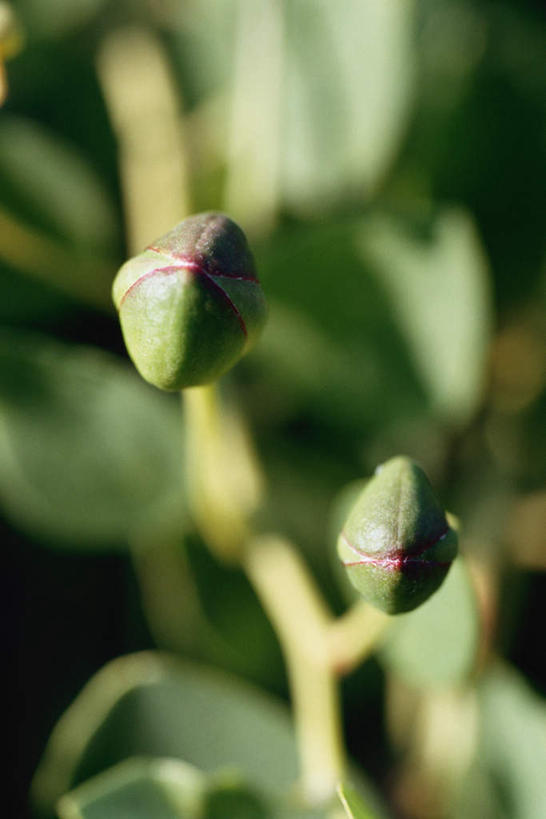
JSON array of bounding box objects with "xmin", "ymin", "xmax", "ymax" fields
[
  {"xmin": 326, "ymin": 599, "xmax": 390, "ymax": 676},
  {"xmin": 244, "ymin": 534, "xmax": 345, "ymax": 805},
  {"xmin": 183, "ymin": 383, "xmax": 389, "ymax": 806}
]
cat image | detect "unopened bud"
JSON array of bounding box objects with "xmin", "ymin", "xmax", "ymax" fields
[
  {"xmin": 337, "ymin": 456, "xmax": 458, "ymax": 614},
  {"xmin": 113, "ymin": 212, "xmax": 267, "ymax": 390}
]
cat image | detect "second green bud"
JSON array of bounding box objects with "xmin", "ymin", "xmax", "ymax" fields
[{"xmin": 337, "ymin": 456, "xmax": 458, "ymax": 614}]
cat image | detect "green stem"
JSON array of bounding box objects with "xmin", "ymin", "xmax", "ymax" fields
[
  {"xmin": 327, "ymin": 600, "xmax": 390, "ymax": 676},
  {"xmin": 244, "ymin": 535, "xmax": 345, "ymax": 805},
  {"xmin": 183, "ymin": 384, "xmax": 262, "ymax": 562},
  {"xmin": 183, "ymin": 382, "xmax": 388, "ymax": 806}
]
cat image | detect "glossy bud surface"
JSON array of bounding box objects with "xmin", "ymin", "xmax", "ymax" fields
[
  {"xmin": 337, "ymin": 456, "xmax": 458, "ymax": 614},
  {"xmin": 113, "ymin": 212, "xmax": 267, "ymax": 390}
]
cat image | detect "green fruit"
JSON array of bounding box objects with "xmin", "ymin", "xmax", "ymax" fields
[
  {"xmin": 337, "ymin": 456, "xmax": 458, "ymax": 614},
  {"xmin": 112, "ymin": 212, "xmax": 267, "ymax": 390}
]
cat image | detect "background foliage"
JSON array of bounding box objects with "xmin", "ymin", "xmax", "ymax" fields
[{"xmin": 2, "ymin": 1, "xmax": 545, "ymax": 817}]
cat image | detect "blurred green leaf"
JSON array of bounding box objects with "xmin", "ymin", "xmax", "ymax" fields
[
  {"xmin": 16, "ymin": 0, "xmax": 106, "ymax": 40},
  {"xmin": 281, "ymin": 0, "xmax": 415, "ymax": 212},
  {"xmin": 255, "ymin": 220, "xmax": 427, "ymax": 433},
  {"xmin": 203, "ymin": 776, "xmax": 270, "ymax": 819},
  {"xmin": 0, "ymin": 115, "xmax": 117, "ymax": 253},
  {"xmin": 173, "ymin": 0, "xmax": 414, "ymax": 215},
  {"xmin": 31, "ymin": 652, "xmax": 298, "ymax": 814},
  {"xmin": 358, "ymin": 210, "xmax": 492, "ymax": 424},
  {"xmin": 453, "ymin": 663, "xmax": 546, "ymax": 819},
  {"xmin": 0, "ymin": 330, "xmax": 184, "ymax": 546},
  {"xmin": 57, "ymin": 756, "xmax": 323, "ymax": 819},
  {"xmin": 476, "ymin": 664, "xmax": 546, "ymax": 819},
  {"xmin": 57, "ymin": 757, "xmax": 206, "ymax": 819},
  {"xmin": 337, "ymin": 782, "xmax": 377, "ymax": 819},
  {"xmin": 380, "ymin": 558, "xmax": 479, "ymax": 686},
  {"xmin": 33, "ymin": 653, "xmax": 365, "ymax": 818}
]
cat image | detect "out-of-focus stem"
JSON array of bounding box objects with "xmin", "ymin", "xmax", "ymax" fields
[
  {"xmin": 96, "ymin": 26, "xmax": 191, "ymax": 253},
  {"xmin": 225, "ymin": 0, "xmax": 283, "ymax": 237},
  {"xmin": 244, "ymin": 534, "xmax": 345, "ymax": 805},
  {"xmin": 327, "ymin": 599, "xmax": 390, "ymax": 676},
  {"xmin": 183, "ymin": 384, "xmax": 264, "ymax": 562},
  {"xmin": 183, "ymin": 384, "xmax": 389, "ymax": 805}
]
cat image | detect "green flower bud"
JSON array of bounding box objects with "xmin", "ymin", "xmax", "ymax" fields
[
  {"xmin": 112, "ymin": 212, "xmax": 267, "ymax": 390},
  {"xmin": 337, "ymin": 456, "xmax": 458, "ymax": 615}
]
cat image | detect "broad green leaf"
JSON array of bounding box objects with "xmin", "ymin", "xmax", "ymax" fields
[
  {"xmin": 0, "ymin": 115, "xmax": 117, "ymax": 254},
  {"xmin": 380, "ymin": 558, "xmax": 479, "ymax": 687},
  {"xmin": 0, "ymin": 331, "xmax": 184, "ymax": 546},
  {"xmin": 337, "ymin": 782, "xmax": 377, "ymax": 819},
  {"xmin": 16, "ymin": 0, "xmax": 107, "ymax": 39},
  {"xmin": 58, "ymin": 757, "xmax": 272, "ymax": 819},
  {"xmin": 57, "ymin": 758, "xmax": 206, "ymax": 819},
  {"xmin": 173, "ymin": 0, "xmax": 415, "ymax": 215},
  {"xmin": 452, "ymin": 664, "xmax": 546, "ymax": 819},
  {"xmin": 476, "ymin": 664, "xmax": 546, "ymax": 819},
  {"xmin": 358, "ymin": 210, "xmax": 492, "ymax": 424},
  {"xmin": 32, "ymin": 653, "xmax": 383, "ymax": 819},
  {"xmin": 30, "ymin": 652, "xmax": 298, "ymax": 814},
  {"xmin": 255, "ymin": 220, "xmax": 427, "ymax": 433},
  {"xmin": 281, "ymin": 0, "xmax": 415, "ymax": 212}
]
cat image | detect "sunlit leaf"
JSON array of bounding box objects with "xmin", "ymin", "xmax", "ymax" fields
[
  {"xmin": 255, "ymin": 220, "xmax": 427, "ymax": 432},
  {"xmin": 173, "ymin": 0, "xmax": 415, "ymax": 215},
  {"xmin": 281, "ymin": 0, "xmax": 415, "ymax": 212},
  {"xmin": 0, "ymin": 330, "xmax": 184, "ymax": 546},
  {"xmin": 358, "ymin": 210, "xmax": 492, "ymax": 424},
  {"xmin": 380, "ymin": 558, "xmax": 480, "ymax": 686}
]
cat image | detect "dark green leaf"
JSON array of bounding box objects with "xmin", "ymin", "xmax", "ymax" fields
[
  {"xmin": 57, "ymin": 758, "xmax": 206, "ymax": 819},
  {"xmin": 0, "ymin": 331, "xmax": 184, "ymax": 546},
  {"xmin": 32, "ymin": 653, "xmax": 383, "ymax": 819},
  {"xmin": 0, "ymin": 115, "xmax": 116, "ymax": 254},
  {"xmin": 31, "ymin": 652, "xmax": 300, "ymax": 814}
]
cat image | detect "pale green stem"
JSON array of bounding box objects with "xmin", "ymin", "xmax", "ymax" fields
[
  {"xmin": 326, "ymin": 599, "xmax": 390, "ymax": 676},
  {"xmin": 96, "ymin": 26, "xmax": 192, "ymax": 254},
  {"xmin": 183, "ymin": 383, "xmax": 388, "ymax": 807},
  {"xmin": 183, "ymin": 384, "xmax": 263, "ymax": 562},
  {"xmin": 244, "ymin": 534, "xmax": 345, "ymax": 805},
  {"xmin": 225, "ymin": 0, "xmax": 284, "ymax": 236}
]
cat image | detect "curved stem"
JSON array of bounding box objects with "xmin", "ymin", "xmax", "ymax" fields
[
  {"xmin": 183, "ymin": 382, "xmax": 389, "ymax": 806},
  {"xmin": 244, "ymin": 534, "xmax": 345, "ymax": 805},
  {"xmin": 326, "ymin": 600, "xmax": 390, "ymax": 676}
]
